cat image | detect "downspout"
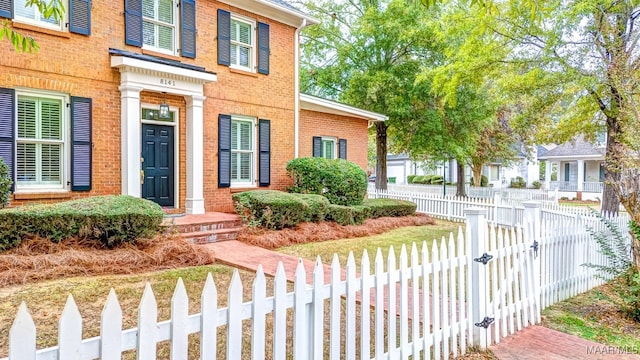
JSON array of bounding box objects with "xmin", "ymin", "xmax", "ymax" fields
[{"xmin": 294, "ymin": 19, "xmax": 307, "ymax": 158}]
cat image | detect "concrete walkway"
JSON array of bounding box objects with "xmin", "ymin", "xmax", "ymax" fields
[{"xmin": 206, "ymin": 240, "xmax": 640, "ymax": 360}]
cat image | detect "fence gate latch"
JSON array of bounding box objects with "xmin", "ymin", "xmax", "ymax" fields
[
  {"xmin": 531, "ymin": 240, "xmax": 539, "ymax": 257},
  {"xmin": 473, "ymin": 253, "xmax": 493, "ymax": 265},
  {"xmin": 474, "ymin": 317, "xmax": 495, "ymax": 329}
]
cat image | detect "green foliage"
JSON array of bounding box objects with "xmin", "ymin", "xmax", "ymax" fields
[
  {"xmin": 470, "ymin": 175, "xmax": 489, "ymax": 187},
  {"xmin": 532, "ymin": 180, "xmax": 542, "ymax": 189},
  {"xmin": 510, "ymin": 176, "xmax": 526, "ymax": 188},
  {"xmin": 407, "ymin": 174, "xmax": 417, "ymax": 184},
  {"xmin": 0, "ymin": 196, "xmax": 164, "ymax": 250},
  {"xmin": 296, "ymin": 194, "xmax": 330, "ymax": 222},
  {"xmin": 584, "ymin": 213, "xmax": 640, "ymax": 321},
  {"xmin": 233, "ymin": 190, "xmax": 307, "ymax": 230},
  {"xmin": 0, "ymin": 158, "xmax": 11, "ymax": 208},
  {"xmin": 326, "ymin": 204, "xmax": 371, "ymax": 226},
  {"xmin": 2, "ymin": 0, "xmax": 65, "ymax": 52},
  {"xmin": 362, "ymin": 198, "xmax": 417, "ymax": 218},
  {"xmin": 286, "ymin": 157, "xmax": 367, "ymax": 206}
]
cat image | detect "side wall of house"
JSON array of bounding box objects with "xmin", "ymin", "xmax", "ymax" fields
[{"xmin": 298, "ymin": 110, "xmax": 369, "ymax": 171}]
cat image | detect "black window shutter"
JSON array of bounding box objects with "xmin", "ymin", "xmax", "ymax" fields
[
  {"xmin": 180, "ymin": 0, "xmax": 196, "ymax": 58},
  {"xmin": 339, "ymin": 139, "xmax": 347, "ymax": 160},
  {"xmin": 312, "ymin": 136, "xmax": 321, "ymax": 157},
  {"xmin": 71, "ymin": 97, "xmax": 92, "ymax": 191},
  {"xmin": 258, "ymin": 119, "xmax": 270, "ymax": 187},
  {"xmin": 0, "ymin": 88, "xmax": 14, "ymax": 192},
  {"xmin": 124, "ymin": 0, "xmax": 143, "ymax": 47},
  {"xmin": 217, "ymin": 9, "xmax": 231, "ymax": 66},
  {"xmin": 257, "ymin": 22, "xmax": 270, "ymax": 75},
  {"xmin": 0, "ymin": 0, "xmax": 13, "ymax": 19},
  {"xmin": 218, "ymin": 114, "xmax": 231, "ymax": 187},
  {"xmin": 69, "ymin": 0, "xmax": 91, "ymax": 35}
]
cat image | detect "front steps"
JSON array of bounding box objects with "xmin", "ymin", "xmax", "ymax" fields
[{"xmin": 162, "ymin": 212, "xmax": 243, "ymax": 244}]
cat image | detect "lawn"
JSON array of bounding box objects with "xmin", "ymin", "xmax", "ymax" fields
[{"xmin": 276, "ymin": 219, "xmax": 463, "ymax": 266}]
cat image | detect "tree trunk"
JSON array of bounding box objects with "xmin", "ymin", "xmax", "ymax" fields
[
  {"xmin": 602, "ymin": 115, "xmax": 622, "ymax": 214},
  {"xmin": 456, "ymin": 161, "xmax": 466, "ymax": 197},
  {"xmin": 375, "ymin": 122, "xmax": 388, "ymax": 190},
  {"xmin": 471, "ymin": 163, "xmax": 483, "ymax": 187}
]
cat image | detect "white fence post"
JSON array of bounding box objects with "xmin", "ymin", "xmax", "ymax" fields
[
  {"xmin": 465, "ymin": 207, "xmax": 489, "ymax": 349},
  {"xmin": 522, "ymin": 201, "xmax": 541, "ymax": 242}
]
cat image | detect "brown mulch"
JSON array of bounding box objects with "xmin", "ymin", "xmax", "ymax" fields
[
  {"xmin": 237, "ymin": 213, "xmax": 436, "ymax": 249},
  {"xmin": 0, "ymin": 234, "xmax": 215, "ymax": 287}
]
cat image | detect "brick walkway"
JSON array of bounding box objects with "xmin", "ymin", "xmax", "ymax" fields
[{"xmin": 205, "ymin": 241, "xmax": 640, "ymax": 360}]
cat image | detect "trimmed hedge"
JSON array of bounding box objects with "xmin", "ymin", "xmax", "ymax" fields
[
  {"xmin": 0, "ymin": 158, "xmax": 11, "ymax": 208},
  {"xmin": 233, "ymin": 190, "xmax": 307, "ymax": 230},
  {"xmin": 287, "ymin": 157, "xmax": 367, "ymax": 206},
  {"xmin": 327, "ymin": 204, "xmax": 371, "ymax": 226},
  {"xmin": 0, "ymin": 195, "xmax": 164, "ymax": 250},
  {"xmin": 362, "ymin": 198, "xmax": 417, "ymax": 218},
  {"xmin": 297, "ymin": 194, "xmax": 330, "ymax": 222}
]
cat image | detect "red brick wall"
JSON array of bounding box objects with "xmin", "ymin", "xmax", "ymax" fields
[
  {"xmin": 299, "ymin": 110, "xmax": 370, "ymax": 171},
  {"xmin": 0, "ymin": 1, "xmax": 297, "ymax": 212}
]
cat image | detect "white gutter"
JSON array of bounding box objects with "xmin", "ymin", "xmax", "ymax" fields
[{"xmin": 294, "ymin": 18, "xmax": 306, "ymax": 158}]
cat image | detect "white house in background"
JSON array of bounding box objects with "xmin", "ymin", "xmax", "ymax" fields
[
  {"xmin": 538, "ymin": 136, "xmax": 605, "ymax": 200},
  {"xmin": 483, "ymin": 145, "xmax": 540, "ymax": 188},
  {"xmin": 385, "ymin": 154, "xmax": 460, "ymax": 184}
]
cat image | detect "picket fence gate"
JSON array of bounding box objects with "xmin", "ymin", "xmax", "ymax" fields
[{"xmin": 2, "ymin": 209, "xmax": 543, "ymax": 360}]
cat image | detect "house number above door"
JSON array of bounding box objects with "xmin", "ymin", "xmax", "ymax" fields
[{"xmin": 160, "ymin": 79, "xmax": 176, "ymax": 86}]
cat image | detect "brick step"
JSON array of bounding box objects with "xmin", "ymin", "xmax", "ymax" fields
[
  {"xmin": 182, "ymin": 227, "xmax": 241, "ymax": 244},
  {"xmin": 165, "ymin": 220, "xmax": 243, "ymax": 234}
]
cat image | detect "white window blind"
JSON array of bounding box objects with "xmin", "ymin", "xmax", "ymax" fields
[
  {"xmin": 231, "ymin": 118, "xmax": 254, "ymax": 184},
  {"xmin": 230, "ymin": 18, "xmax": 254, "ymax": 70},
  {"xmin": 143, "ymin": 0, "xmax": 176, "ymax": 53}
]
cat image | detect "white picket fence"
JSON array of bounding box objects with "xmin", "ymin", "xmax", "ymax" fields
[{"xmin": 380, "ymin": 183, "xmax": 559, "ymax": 204}]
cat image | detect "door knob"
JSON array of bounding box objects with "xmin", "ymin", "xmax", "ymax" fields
[{"xmin": 140, "ymin": 170, "xmax": 145, "ymax": 184}]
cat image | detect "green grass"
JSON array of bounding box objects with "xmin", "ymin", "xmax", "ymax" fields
[
  {"xmin": 276, "ymin": 219, "xmax": 462, "ymax": 266},
  {"xmin": 541, "ymin": 282, "xmax": 640, "ymax": 348}
]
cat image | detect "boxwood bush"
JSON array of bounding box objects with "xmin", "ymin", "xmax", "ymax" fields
[
  {"xmin": 0, "ymin": 195, "xmax": 164, "ymax": 250},
  {"xmin": 296, "ymin": 194, "xmax": 330, "ymax": 222},
  {"xmin": 326, "ymin": 204, "xmax": 371, "ymax": 226},
  {"xmin": 286, "ymin": 157, "xmax": 367, "ymax": 206},
  {"xmin": 362, "ymin": 198, "xmax": 417, "ymax": 218},
  {"xmin": 0, "ymin": 158, "xmax": 11, "ymax": 208}
]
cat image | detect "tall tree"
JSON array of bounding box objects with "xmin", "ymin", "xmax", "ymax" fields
[{"xmin": 300, "ymin": 0, "xmax": 435, "ymax": 190}]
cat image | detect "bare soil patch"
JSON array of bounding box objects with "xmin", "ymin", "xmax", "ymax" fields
[
  {"xmin": 237, "ymin": 213, "xmax": 436, "ymax": 249},
  {"xmin": 0, "ymin": 234, "xmax": 215, "ymax": 288}
]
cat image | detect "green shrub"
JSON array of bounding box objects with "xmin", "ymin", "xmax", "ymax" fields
[
  {"xmin": 532, "ymin": 180, "xmax": 542, "ymax": 189},
  {"xmin": 233, "ymin": 190, "xmax": 307, "ymax": 230},
  {"xmin": 430, "ymin": 175, "xmax": 444, "ymax": 185},
  {"xmin": 407, "ymin": 175, "xmax": 417, "ymax": 184},
  {"xmin": 326, "ymin": 204, "xmax": 371, "ymax": 225},
  {"xmin": 297, "ymin": 194, "xmax": 330, "ymax": 222},
  {"xmin": 0, "ymin": 158, "xmax": 11, "ymax": 208},
  {"xmin": 0, "ymin": 195, "xmax": 164, "ymax": 250},
  {"xmin": 510, "ymin": 176, "xmax": 526, "ymax": 188},
  {"xmin": 412, "ymin": 176, "xmax": 425, "ymax": 184},
  {"xmin": 470, "ymin": 175, "xmax": 489, "ymax": 187},
  {"xmin": 286, "ymin": 157, "xmax": 367, "ymax": 206},
  {"xmin": 362, "ymin": 198, "xmax": 417, "ymax": 218}
]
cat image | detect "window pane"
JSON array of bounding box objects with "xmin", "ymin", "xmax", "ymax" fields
[
  {"xmin": 238, "ymin": 22, "xmax": 251, "ymax": 45},
  {"xmin": 17, "ymin": 98, "xmax": 37, "ymax": 139},
  {"xmin": 158, "ymin": 0, "xmax": 173, "ymax": 23},
  {"xmin": 16, "ymin": 143, "xmax": 37, "ymax": 183},
  {"xmin": 15, "ymin": 0, "xmax": 36, "ymax": 20},
  {"xmin": 322, "ymin": 140, "xmax": 334, "ymax": 159},
  {"xmin": 158, "ymin": 25, "xmax": 174, "ymax": 51},
  {"xmin": 240, "ymin": 153, "xmax": 251, "ymax": 180},
  {"xmin": 490, "ymin": 166, "xmax": 499, "ymax": 181},
  {"xmin": 239, "ymin": 46, "xmax": 250, "ymax": 67},
  {"xmin": 143, "ymin": 22, "xmax": 155, "ymax": 46},
  {"xmin": 40, "ymin": 100, "xmax": 62, "ymax": 140},
  {"xmin": 41, "ymin": 144, "xmax": 62, "ymax": 183},
  {"xmin": 231, "ymin": 21, "xmax": 239, "ymax": 42},
  {"xmin": 230, "ymin": 44, "xmax": 238, "ymax": 65},
  {"xmin": 142, "ymin": 0, "xmax": 155, "ymax": 18},
  {"xmin": 239, "ymin": 122, "xmax": 252, "ymax": 150},
  {"xmin": 231, "ymin": 153, "xmax": 238, "ymax": 180}
]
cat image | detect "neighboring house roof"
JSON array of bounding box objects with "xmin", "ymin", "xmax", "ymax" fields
[
  {"xmin": 538, "ymin": 137, "xmax": 604, "ymax": 160},
  {"xmin": 219, "ymin": 0, "xmax": 319, "ymax": 27},
  {"xmin": 387, "ymin": 153, "xmax": 411, "ymax": 161},
  {"xmin": 300, "ymin": 93, "xmax": 388, "ymax": 121}
]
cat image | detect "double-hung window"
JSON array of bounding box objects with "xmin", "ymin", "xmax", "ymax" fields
[
  {"xmin": 321, "ymin": 137, "xmax": 336, "ymax": 159},
  {"xmin": 489, "ymin": 165, "xmax": 500, "ymax": 182},
  {"xmin": 230, "ymin": 17, "xmax": 254, "ymax": 71},
  {"xmin": 142, "ymin": 0, "xmax": 177, "ymax": 54},
  {"xmin": 16, "ymin": 93, "xmax": 66, "ymax": 190},
  {"xmin": 231, "ymin": 116, "xmax": 255, "ymax": 185},
  {"xmin": 14, "ymin": 0, "xmax": 65, "ymax": 31}
]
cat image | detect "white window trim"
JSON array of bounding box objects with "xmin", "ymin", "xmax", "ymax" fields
[
  {"xmin": 142, "ymin": 0, "xmax": 180, "ymax": 56},
  {"xmin": 229, "ymin": 15, "xmax": 256, "ymax": 73},
  {"xmin": 230, "ymin": 115, "xmax": 256, "ymax": 188},
  {"xmin": 14, "ymin": 89, "xmax": 69, "ymax": 193},
  {"xmin": 489, "ymin": 164, "xmax": 500, "ymax": 182},
  {"xmin": 13, "ymin": 0, "xmax": 68, "ymax": 32},
  {"xmin": 141, "ymin": 103, "xmax": 180, "ymax": 209},
  {"xmin": 321, "ymin": 136, "xmax": 337, "ymax": 160}
]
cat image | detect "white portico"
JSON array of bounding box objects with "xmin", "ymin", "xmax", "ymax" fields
[{"xmin": 111, "ymin": 51, "xmax": 217, "ymax": 214}]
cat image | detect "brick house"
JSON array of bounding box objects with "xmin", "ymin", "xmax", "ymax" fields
[{"xmin": 0, "ymin": 0, "xmax": 386, "ymax": 214}]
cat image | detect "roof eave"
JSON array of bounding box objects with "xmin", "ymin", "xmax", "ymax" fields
[
  {"xmin": 300, "ymin": 93, "xmax": 388, "ymax": 121},
  {"xmin": 218, "ymin": 0, "xmax": 319, "ymax": 27}
]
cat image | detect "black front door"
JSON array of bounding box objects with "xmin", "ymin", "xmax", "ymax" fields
[{"xmin": 142, "ymin": 124, "xmax": 175, "ymax": 207}]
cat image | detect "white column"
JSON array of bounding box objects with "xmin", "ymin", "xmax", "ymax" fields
[
  {"xmin": 544, "ymin": 160, "xmax": 551, "ymax": 189},
  {"xmin": 523, "ymin": 201, "xmax": 541, "ymax": 243},
  {"xmin": 465, "ymin": 207, "xmax": 489, "ymax": 348},
  {"xmin": 577, "ymin": 159, "xmax": 584, "ymax": 192},
  {"xmin": 185, "ymin": 95, "xmax": 206, "ymax": 214},
  {"xmin": 119, "ymin": 85, "xmax": 143, "ymax": 197}
]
